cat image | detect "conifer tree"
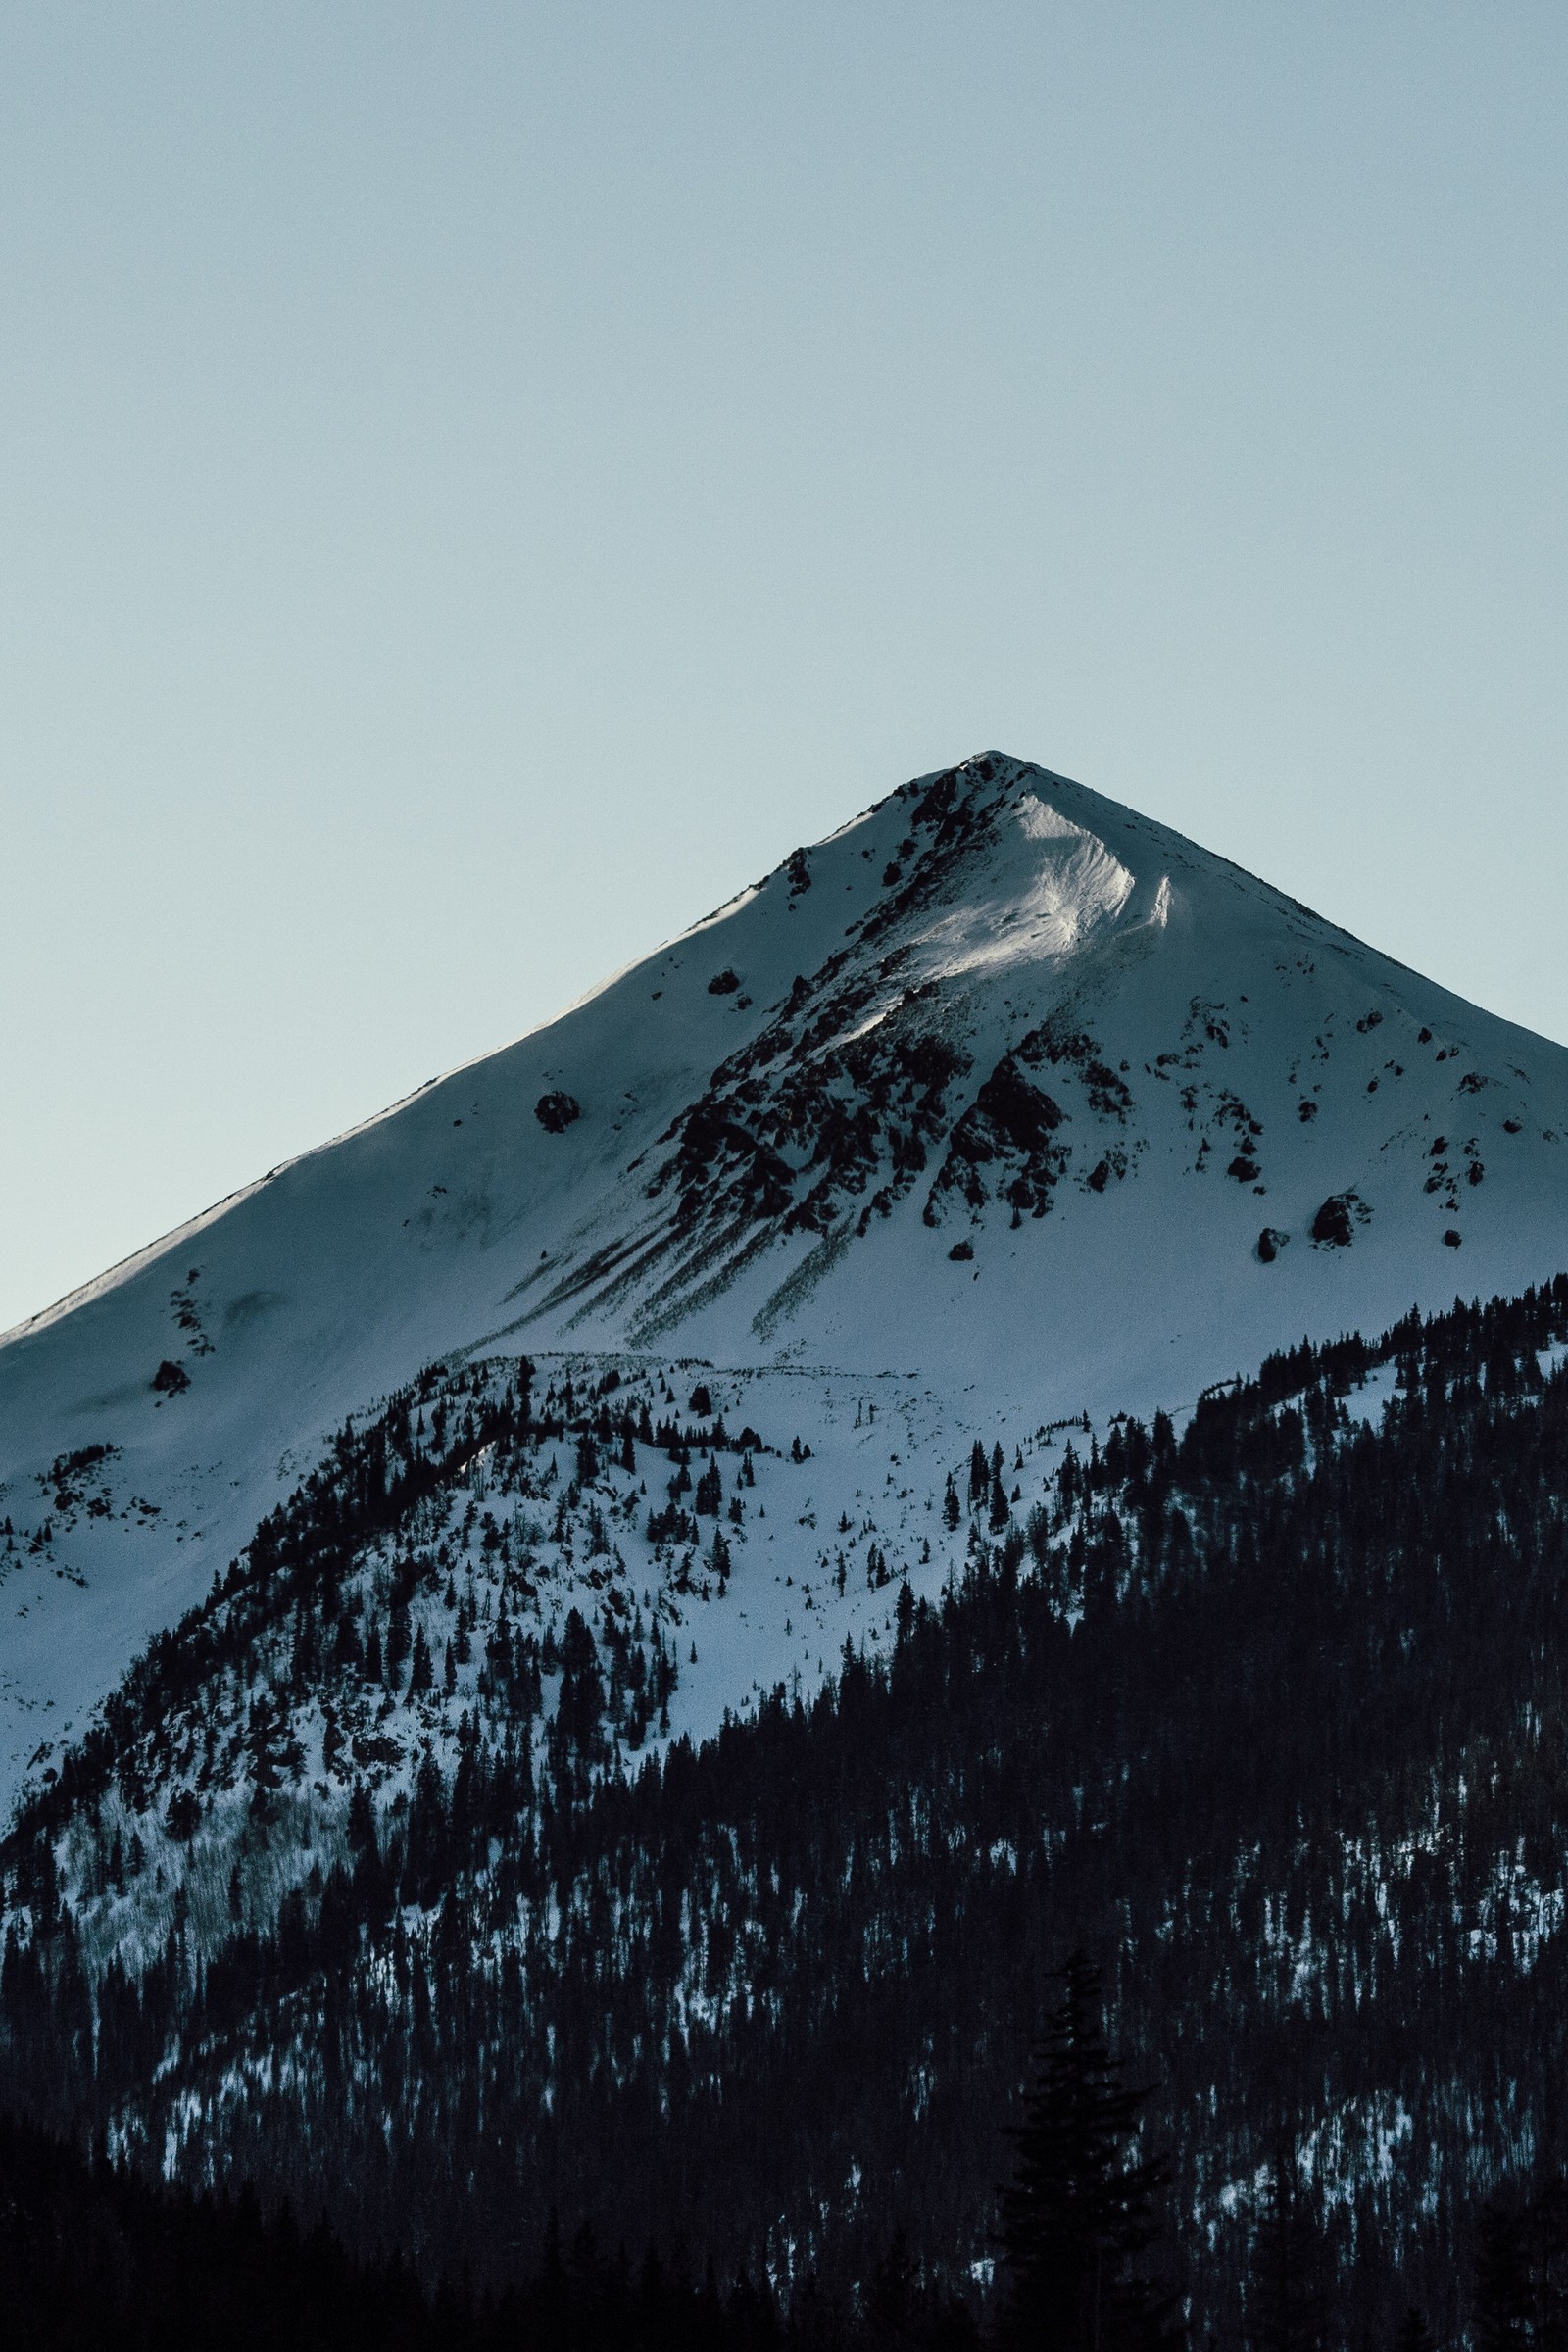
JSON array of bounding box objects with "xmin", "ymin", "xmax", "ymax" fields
[
  {"xmin": 1250, "ymin": 2153, "xmax": 1323, "ymax": 2352},
  {"xmin": 1475, "ymin": 2198, "xmax": 1531, "ymax": 2352},
  {"xmin": 996, "ymin": 1950, "xmax": 1177, "ymax": 2351}
]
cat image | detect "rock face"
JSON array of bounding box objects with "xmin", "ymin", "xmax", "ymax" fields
[{"xmin": 1, "ymin": 748, "xmax": 1566, "ymax": 1802}]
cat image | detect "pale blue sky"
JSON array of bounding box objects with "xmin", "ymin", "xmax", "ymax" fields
[{"xmin": 4, "ymin": 3, "xmax": 1567, "ymax": 1332}]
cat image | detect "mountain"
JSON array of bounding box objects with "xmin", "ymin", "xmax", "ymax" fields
[
  {"xmin": 7, "ymin": 750, "xmax": 1568, "ymax": 2333},
  {"xmin": 3, "ymin": 749, "xmax": 1566, "ymax": 1810}
]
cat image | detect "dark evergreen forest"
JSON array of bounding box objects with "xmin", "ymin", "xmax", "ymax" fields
[
  {"xmin": 0, "ymin": 2106, "xmax": 981, "ymax": 2350},
  {"xmin": 9, "ymin": 1280, "xmax": 1568, "ymax": 2340}
]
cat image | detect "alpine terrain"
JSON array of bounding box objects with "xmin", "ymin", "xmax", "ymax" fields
[{"xmin": 3, "ymin": 749, "xmax": 1568, "ymax": 2336}]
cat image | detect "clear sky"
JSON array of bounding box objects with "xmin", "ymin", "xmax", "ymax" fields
[{"xmin": 3, "ymin": 3, "xmax": 1566, "ymax": 1334}]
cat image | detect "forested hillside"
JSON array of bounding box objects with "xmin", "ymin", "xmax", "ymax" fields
[{"xmin": 9, "ymin": 1278, "xmax": 1568, "ymax": 2338}]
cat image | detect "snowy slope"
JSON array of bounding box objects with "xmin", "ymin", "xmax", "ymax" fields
[{"xmin": 3, "ymin": 748, "xmax": 1566, "ymax": 1808}]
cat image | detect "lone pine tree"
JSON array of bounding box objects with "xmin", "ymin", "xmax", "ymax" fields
[
  {"xmin": 996, "ymin": 1949, "xmax": 1178, "ymax": 2352},
  {"xmin": 1249, "ymin": 2154, "xmax": 1325, "ymax": 2352}
]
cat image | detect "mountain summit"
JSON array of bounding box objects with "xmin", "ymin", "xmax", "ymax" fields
[{"xmin": 2, "ymin": 749, "xmax": 1565, "ymax": 1799}]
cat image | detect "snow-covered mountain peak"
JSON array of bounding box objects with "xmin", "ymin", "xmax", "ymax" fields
[{"xmin": 2, "ymin": 748, "xmax": 1566, "ymax": 1810}]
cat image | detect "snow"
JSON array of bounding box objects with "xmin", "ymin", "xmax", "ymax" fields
[
  {"xmin": 1342, "ymin": 1361, "xmax": 1399, "ymax": 1429},
  {"xmin": 4, "ymin": 747, "xmax": 1568, "ymax": 1816}
]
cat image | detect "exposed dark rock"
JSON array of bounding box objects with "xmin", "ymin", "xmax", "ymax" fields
[
  {"xmin": 1310, "ymin": 1195, "xmax": 1354, "ymax": 1248},
  {"xmin": 534, "ymin": 1093, "xmax": 582, "ymax": 1135}
]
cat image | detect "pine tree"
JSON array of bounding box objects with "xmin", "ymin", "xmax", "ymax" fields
[
  {"xmin": 1250, "ymin": 2153, "xmax": 1323, "ymax": 2352},
  {"xmin": 695, "ymin": 1461, "xmax": 723, "ymax": 1516},
  {"xmin": 1476, "ymin": 2197, "xmax": 1531, "ymax": 2352},
  {"xmin": 997, "ymin": 1950, "xmax": 1177, "ymax": 2351}
]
